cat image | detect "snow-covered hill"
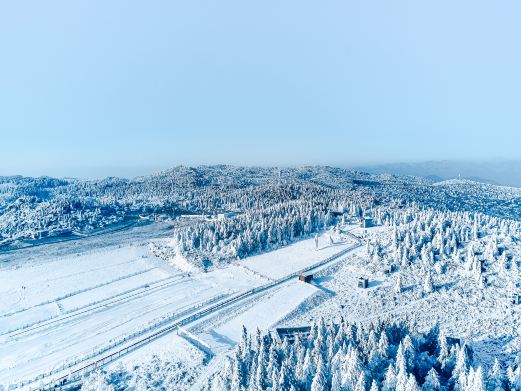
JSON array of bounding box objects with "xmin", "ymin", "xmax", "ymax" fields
[
  {"xmin": 2, "ymin": 165, "xmax": 521, "ymax": 390},
  {"xmin": 2, "ymin": 165, "xmax": 520, "ymax": 248}
]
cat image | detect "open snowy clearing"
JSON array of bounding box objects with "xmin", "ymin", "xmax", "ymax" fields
[
  {"xmin": 0, "ymin": 224, "xmax": 356, "ymax": 388},
  {"xmin": 0, "ymin": 245, "xmax": 156, "ymax": 315},
  {"xmin": 236, "ymin": 228, "xmax": 357, "ymax": 280},
  {"xmin": 211, "ymin": 281, "xmax": 318, "ymax": 344},
  {"xmin": 0, "ymin": 260, "xmax": 267, "ymax": 385}
]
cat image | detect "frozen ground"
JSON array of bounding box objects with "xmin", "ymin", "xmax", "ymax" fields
[
  {"xmin": 5, "ymin": 214, "xmax": 519, "ymax": 390},
  {"xmin": 236, "ymin": 228, "xmax": 356, "ymax": 280},
  {"xmin": 1, "ymin": 245, "xmax": 159, "ymax": 316},
  {"xmin": 210, "ymin": 281, "xmax": 318, "ymax": 344},
  {"xmin": 0, "ymin": 224, "xmax": 349, "ymax": 388}
]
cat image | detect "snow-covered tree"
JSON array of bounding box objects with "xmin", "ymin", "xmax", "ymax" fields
[{"xmin": 422, "ymin": 368, "xmax": 441, "ymax": 391}]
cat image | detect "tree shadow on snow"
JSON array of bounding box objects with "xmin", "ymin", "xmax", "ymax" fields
[
  {"xmin": 310, "ymin": 281, "xmax": 336, "ymax": 296},
  {"xmin": 207, "ymin": 330, "xmax": 237, "ymax": 348},
  {"xmin": 368, "ymin": 280, "xmax": 384, "ymax": 288},
  {"xmin": 468, "ymin": 335, "xmax": 517, "ymax": 371},
  {"xmin": 437, "ymin": 280, "xmax": 457, "ymax": 291},
  {"xmin": 312, "ymin": 276, "xmax": 333, "ymax": 284},
  {"xmin": 403, "ymin": 284, "xmax": 418, "ymax": 292}
]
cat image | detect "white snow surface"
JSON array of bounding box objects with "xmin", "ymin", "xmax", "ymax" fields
[
  {"xmin": 212, "ymin": 281, "xmax": 318, "ymax": 344},
  {"xmin": 6, "ymin": 216, "xmax": 521, "ymax": 389},
  {"xmin": 0, "ymin": 225, "xmax": 343, "ymax": 387},
  {"xmin": 237, "ymin": 229, "xmax": 355, "ymax": 280}
]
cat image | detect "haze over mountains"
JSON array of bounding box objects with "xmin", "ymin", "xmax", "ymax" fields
[{"xmin": 357, "ymin": 160, "xmax": 521, "ymax": 188}]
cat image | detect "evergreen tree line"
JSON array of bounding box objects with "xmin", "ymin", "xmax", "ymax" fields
[
  {"xmin": 3, "ymin": 164, "xmax": 520, "ymax": 244},
  {"xmin": 209, "ymin": 319, "xmax": 521, "ymax": 391},
  {"xmin": 367, "ymin": 206, "xmax": 520, "ymax": 272},
  {"xmin": 173, "ymin": 199, "xmax": 340, "ymax": 267}
]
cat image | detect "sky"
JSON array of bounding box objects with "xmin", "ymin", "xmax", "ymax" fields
[{"xmin": 1, "ymin": 1, "xmax": 521, "ymax": 178}]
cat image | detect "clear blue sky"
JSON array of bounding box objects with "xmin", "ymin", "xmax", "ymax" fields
[{"xmin": 1, "ymin": 1, "xmax": 520, "ymax": 178}]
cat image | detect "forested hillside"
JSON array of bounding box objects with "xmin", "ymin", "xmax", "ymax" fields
[{"xmin": 2, "ymin": 166, "xmax": 520, "ymax": 248}]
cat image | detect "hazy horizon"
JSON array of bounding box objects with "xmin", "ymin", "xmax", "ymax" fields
[
  {"xmin": 4, "ymin": 159, "xmax": 521, "ymax": 190},
  {"xmin": 2, "ymin": 1, "xmax": 521, "ymax": 177}
]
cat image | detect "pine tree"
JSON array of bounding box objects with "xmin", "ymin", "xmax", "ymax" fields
[
  {"xmin": 222, "ymin": 356, "xmax": 234, "ymax": 388},
  {"xmin": 240, "ymin": 326, "xmax": 249, "ymax": 353},
  {"xmin": 423, "ymin": 271, "xmax": 434, "ymax": 294},
  {"xmin": 271, "ymin": 366, "xmax": 279, "ymax": 390},
  {"xmin": 378, "ymin": 331, "xmax": 390, "ymax": 358},
  {"xmin": 355, "ymin": 372, "xmax": 366, "ymax": 391},
  {"xmin": 451, "ymin": 345, "xmax": 470, "ymax": 390},
  {"xmin": 401, "ymin": 335, "xmax": 416, "ymax": 373},
  {"xmin": 508, "ymin": 366, "xmax": 521, "ymax": 390},
  {"xmin": 231, "ymin": 351, "xmax": 244, "ymax": 391},
  {"xmin": 487, "ymin": 358, "xmax": 506, "ymax": 391},
  {"xmin": 382, "ymin": 364, "xmax": 397, "ymax": 391},
  {"xmin": 466, "ymin": 246, "xmax": 475, "ymax": 271},
  {"xmin": 266, "ymin": 343, "xmax": 279, "ymax": 381},
  {"xmin": 342, "ymin": 347, "xmax": 363, "ymax": 390},
  {"xmin": 316, "ymin": 355, "xmax": 329, "ymax": 387},
  {"xmin": 437, "ymin": 329, "xmax": 450, "ymax": 369},
  {"xmin": 277, "ymin": 361, "xmax": 292, "ymax": 391},
  {"xmin": 254, "ymin": 357, "xmax": 266, "ymax": 391},
  {"xmin": 467, "ymin": 367, "xmax": 476, "ymax": 391},
  {"xmin": 472, "ymin": 366, "xmax": 486, "ymax": 391},
  {"xmin": 311, "ymin": 363, "xmax": 327, "ymax": 391},
  {"xmin": 395, "ymin": 273, "xmax": 403, "ymax": 294},
  {"xmin": 422, "ymin": 368, "xmax": 441, "ymax": 391},
  {"xmin": 395, "ymin": 342, "xmax": 407, "ymax": 374},
  {"xmin": 405, "ymin": 373, "xmax": 419, "ymax": 391},
  {"xmin": 248, "ymin": 355, "xmax": 257, "ymax": 389},
  {"xmin": 210, "ymin": 374, "xmax": 227, "ymax": 391},
  {"xmin": 499, "ymin": 252, "xmax": 508, "ymax": 273},
  {"xmin": 331, "ymin": 366, "xmax": 342, "ymax": 391},
  {"xmin": 474, "ymin": 218, "xmax": 479, "ymax": 240},
  {"xmin": 395, "ymin": 345, "xmax": 408, "ymax": 391},
  {"xmin": 301, "ymin": 349, "xmax": 315, "ymax": 388}
]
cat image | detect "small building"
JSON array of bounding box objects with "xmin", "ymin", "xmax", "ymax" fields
[
  {"xmin": 360, "ymin": 218, "xmax": 373, "ymax": 228},
  {"xmin": 358, "ymin": 277, "xmax": 369, "ymax": 289},
  {"xmin": 275, "ymin": 326, "xmax": 312, "ymax": 343},
  {"xmin": 299, "ymin": 274, "xmax": 313, "ymax": 283},
  {"xmin": 217, "ymin": 211, "xmax": 239, "ymax": 220},
  {"xmin": 512, "ymin": 293, "xmax": 521, "ymax": 305},
  {"xmin": 384, "ymin": 265, "xmax": 394, "ymax": 275}
]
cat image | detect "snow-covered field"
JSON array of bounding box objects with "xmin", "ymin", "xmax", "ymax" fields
[
  {"xmin": 3, "ymin": 205, "xmax": 521, "ymax": 390},
  {"xmin": 237, "ymin": 228, "xmax": 356, "ymax": 280},
  {"xmin": 211, "ymin": 281, "xmax": 318, "ymax": 344},
  {"xmin": 0, "ymin": 224, "xmax": 352, "ymax": 388}
]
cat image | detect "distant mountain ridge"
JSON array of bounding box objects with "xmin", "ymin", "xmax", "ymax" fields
[{"xmin": 356, "ymin": 160, "xmax": 521, "ymax": 188}]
